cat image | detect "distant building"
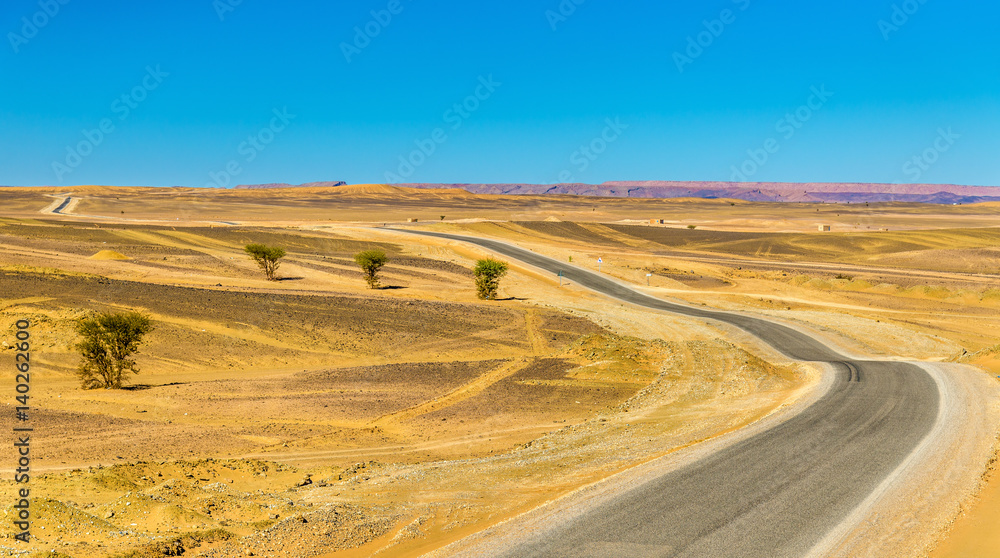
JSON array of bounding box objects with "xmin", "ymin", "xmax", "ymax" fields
[
  {"xmin": 408, "ymin": 218, "xmax": 419, "ymax": 223},
  {"xmin": 650, "ymin": 219, "xmax": 664, "ymax": 225},
  {"xmin": 818, "ymin": 225, "xmax": 831, "ymax": 232}
]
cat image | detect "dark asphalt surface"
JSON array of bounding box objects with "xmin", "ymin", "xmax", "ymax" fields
[
  {"xmin": 52, "ymin": 196, "xmax": 72, "ymax": 214},
  {"xmin": 399, "ymin": 229, "xmax": 940, "ymax": 558}
]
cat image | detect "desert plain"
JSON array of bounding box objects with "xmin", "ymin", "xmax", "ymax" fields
[{"xmin": 0, "ymin": 184, "xmax": 998, "ymax": 557}]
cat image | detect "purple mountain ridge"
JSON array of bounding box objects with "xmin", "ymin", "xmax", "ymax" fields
[
  {"xmin": 233, "ymin": 181, "xmax": 1000, "ymax": 204},
  {"xmin": 395, "ymin": 181, "xmax": 1000, "ymax": 204},
  {"xmin": 235, "ymin": 181, "xmax": 347, "ymax": 189}
]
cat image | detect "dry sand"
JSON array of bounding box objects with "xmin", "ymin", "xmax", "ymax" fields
[{"xmin": 0, "ymin": 185, "xmax": 997, "ymax": 556}]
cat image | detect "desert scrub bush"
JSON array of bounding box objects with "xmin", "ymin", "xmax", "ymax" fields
[
  {"xmin": 245, "ymin": 243, "xmax": 286, "ymax": 281},
  {"xmin": 76, "ymin": 311, "xmax": 153, "ymax": 389},
  {"xmin": 354, "ymin": 249, "xmax": 389, "ymax": 289},
  {"xmin": 474, "ymin": 258, "xmax": 509, "ymax": 300}
]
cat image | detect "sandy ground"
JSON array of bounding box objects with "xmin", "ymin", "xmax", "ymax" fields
[
  {"xmin": 0, "ymin": 186, "xmax": 997, "ymax": 556},
  {"xmin": 0, "ymin": 207, "xmax": 806, "ymax": 557}
]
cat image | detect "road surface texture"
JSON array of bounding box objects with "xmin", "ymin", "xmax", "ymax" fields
[
  {"xmin": 52, "ymin": 196, "xmax": 72, "ymax": 214},
  {"xmin": 400, "ymin": 229, "xmax": 940, "ymax": 558}
]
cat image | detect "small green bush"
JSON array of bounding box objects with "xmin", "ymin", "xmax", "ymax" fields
[
  {"xmin": 76, "ymin": 311, "xmax": 153, "ymax": 389},
  {"xmin": 354, "ymin": 249, "xmax": 389, "ymax": 289},
  {"xmin": 245, "ymin": 243, "xmax": 286, "ymax": 281},
  {"xmin": 474, "ymin": 258, "xmax": 509, "ymax": 300}
]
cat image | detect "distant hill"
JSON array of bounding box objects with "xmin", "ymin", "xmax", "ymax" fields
[
  {"xmin": 391, "ymin": 181, "xmax": 1000, "ymax": 204},
  {"xmin": 235, "ymin": 181, "xmax": 346, "ymax": 189},
  {"xmin": 230, "ymin": 181, "xmax": 1000, "ymax": 204}
]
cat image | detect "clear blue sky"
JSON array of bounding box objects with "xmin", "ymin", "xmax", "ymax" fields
[{"xmin": 1, "ymin": 0, "xmax": 997, "ymax": 187}]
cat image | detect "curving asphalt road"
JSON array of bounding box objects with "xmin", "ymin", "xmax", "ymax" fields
[{"xmin": 399, "ymin": 229, "xmax": 940, "ymax": 558}]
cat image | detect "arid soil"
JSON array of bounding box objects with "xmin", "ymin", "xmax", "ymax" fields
[{"xmin": 0, "ymin": 186, "xmax": 997, "ymax": 557}]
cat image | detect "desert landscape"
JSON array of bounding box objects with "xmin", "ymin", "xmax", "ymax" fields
[
  {"xmin": 6, "ymin": 0, "xmax": 996, "ymax": 554},
  {"xmin": 0, "ymin": 184, "xmax": 997, "ymax": 557}
]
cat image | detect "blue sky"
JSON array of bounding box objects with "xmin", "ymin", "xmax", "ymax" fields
[{"xmin": 1, "ymin": 0, "xmax": 997, "ymax": 187}]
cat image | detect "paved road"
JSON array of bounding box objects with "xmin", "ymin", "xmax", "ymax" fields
[
  {"xmin": 51, "ymin": 196, "xmax": 72, "ymax": 214},
  {"xmin": 44, "ymin": 197, "xmax": 237, "ymax": 226},
  {"xmin": 399, "ymin": 229, "xmax": 940, "ymax": 558}
]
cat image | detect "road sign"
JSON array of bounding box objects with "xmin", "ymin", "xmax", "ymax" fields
[{"xmin": 598, "ymin": 257, "xmax": 603, "ymax": 272}]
